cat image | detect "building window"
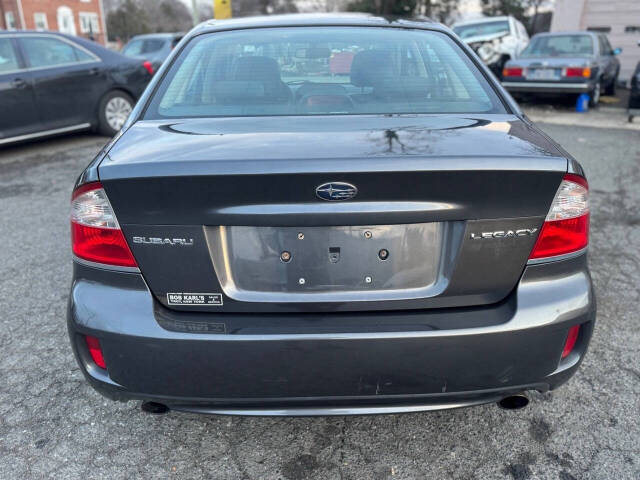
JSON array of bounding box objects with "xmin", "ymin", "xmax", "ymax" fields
[
  {"xmin": 34, "ymin": 13, "xmax": 48, "ymax": 31},
  {"xmin": 587, "ymin": 26, "xmax": 611, "ymax": 33},
  {"xmin": 625, "ymin": 26, "xmax": 640, "ymax": 33},
  {"xmin": 79, "ymin": 12, "xmax": 100, "ymax": 34},
  {"xmin": 57, "ymin": 6, "xmax": 76, "ymax": 35},
  {"xmin": 4, "ymin": 11, "xmax": 16, "ymax": 30}
]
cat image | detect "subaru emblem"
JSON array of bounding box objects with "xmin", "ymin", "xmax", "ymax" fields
[{"xmin": 315, "ymin": 182, "xmax": 358, "ymax": 201}]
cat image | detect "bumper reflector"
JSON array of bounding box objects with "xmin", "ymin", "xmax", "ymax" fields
[
  {"xmin": 561, "ymin": 325, "xmax": 581, "ymax": 359},
  {"xmin": 85, "ymin": 335, "xmax": 106, "ymax": 369}
]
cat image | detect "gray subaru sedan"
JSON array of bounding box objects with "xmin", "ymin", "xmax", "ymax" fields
[{"xmin": 68, "ymin": 14, "xmax": 595, "ymax": 416}]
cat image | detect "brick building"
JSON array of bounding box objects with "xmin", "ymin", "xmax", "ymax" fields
[{"xmin": 0, "ymin": 0, "xmax": 107, "ymax": 45}]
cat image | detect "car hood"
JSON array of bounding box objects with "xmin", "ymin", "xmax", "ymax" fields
[{"xmin": 102, "ymin": 114, "xmax": 564, "ymax": 178}]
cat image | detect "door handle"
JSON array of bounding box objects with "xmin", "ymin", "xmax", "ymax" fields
[
  {"xmin": 11, "ymin": 78, "xmax": 27, "ymax": 89},
  {"xmin": 88, "ymin": 68, "xmax": 99, "ymax": 75}
]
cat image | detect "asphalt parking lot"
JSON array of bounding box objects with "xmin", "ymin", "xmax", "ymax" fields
[{"xmin": 0, "ymin": 110, "xmax": 639, "ymax": 479}]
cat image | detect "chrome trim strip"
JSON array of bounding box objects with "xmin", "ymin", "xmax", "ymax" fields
[
  {"xmin": 0, "ymin": 66, "xmax": 28, "ymax": 74},
  {"xmin": 526, "ymin": 247, "xmax": 587, "ymax": 265},
  {"xmin": 24, "ymin": 59, "xmax": 100, "ymax": 73},
  {"xmin": 170, "ymin": 398, "xmax": 499, "ymax": 416},
  {"xmin": 502, "ymin": 81, "xmax": 590, "ymax": 89},
  {"xmin": 0, "ymin": 123, "xmax": 91, "ymax": 145},
  {"xmin": 73, "ymin": 255, "xmax": 141, "ymax": 273}
]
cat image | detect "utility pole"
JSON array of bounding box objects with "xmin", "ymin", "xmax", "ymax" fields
[{"xmin": 191, "ymin": 0, "xmax": 199, "ymax": 26}]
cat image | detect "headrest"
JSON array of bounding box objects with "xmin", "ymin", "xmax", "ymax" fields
[
  {"xmin": 296, "ymin": 83, "xmax": 347, "ymax": 99},
  {"xmin": 374, "ymin": 76, "xmax": 432, "ymax": 100},
  {"xmin": 233, "ymin": 56, "xmax": 282, "ymax": 82},
  {"xmin": 350, "ymin": 49, "xmax": 394, "ymax": 87},
  {"xmin": 213, "ymin": 81, "xmax": 266, "ymax": 103}
]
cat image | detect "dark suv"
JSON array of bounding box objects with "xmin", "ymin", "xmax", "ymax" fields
[{"xmin": 68, "ymin": 14, "xmax": 596, "ymax": 416}]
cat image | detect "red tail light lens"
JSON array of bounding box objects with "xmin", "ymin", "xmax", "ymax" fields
[
  {"xmin": 143, "ymin": 60, "xmax": 154, "ymax": 75},
  {"xmin": 85, "ymin": 335, "xmax": 106, "ymax": 369},
  {"xmin": 564, "ymin": 67, "xmax": 591, "ymax": 78},
  {"xmin": 503, "ymin": 67, "xmax": 523, "ymax": 77},
  {"xmin": 71, "ymin": 182, "xmax": 137, "ymax": 267},
  {"xmin": 530, "ymin": 214, "xmax": 589, "ymax": 259},
  {"xmin": 530, "ymin": 174, "xmax": 589, "ymax": 260},
  {"xmin": 561, "ymin": 325, "xmax": 581, "ymax": 359}
]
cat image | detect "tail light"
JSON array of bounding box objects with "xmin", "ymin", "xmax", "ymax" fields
[
  {"xmin": 503, "ymin": 67, "xmax": 523, "ymax": 77},
  {"xmin": 71, "ymin": 182, "xmax": 137, "ymax": 267},
  {"xmin": 561, "ymin": 325, "xmax": 581, "ymax": 359},
  {"xmin": 564, "ymin": 67, "xmax": 591, "ymax": 78},
  {"xmin": 529, "ymin": 174, "xmax": 589, "ymax": 260},
  {"xmin": 142, "ymin": 60, "xmax": 154, "ymax": 75},
  {"xmin": 85, "ymin": 335, "xmax": 106, "ymax": 369}
]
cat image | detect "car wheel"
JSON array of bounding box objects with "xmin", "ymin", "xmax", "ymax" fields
[
  {"xmin": 589, "ymin": 81, "xmax": 601, "ymax": 107},
  {"xmin": 98, "ymin": 91, "xmax": 134, "ymax": 137}
]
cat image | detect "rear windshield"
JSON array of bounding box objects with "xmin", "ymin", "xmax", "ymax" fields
[
  {"xmin": 520, "ymin": 35, "xmax": 594, "ymax": 58},
  {"xmin": 453, "ymin": 21, "xmax": 510, "ymax": 40},
  {"xmin": 122, "ymin": 38, "xmax": 166, "ymax": 56},
  {"xmin": 144, "ymin": 27, "xmax": 505, "ymax": 118}
]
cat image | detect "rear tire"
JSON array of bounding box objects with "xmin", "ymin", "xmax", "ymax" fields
[
  {"xmin": 588, "ymin": 81, "xmax": 601, "ymax": 107},
  {"xmin": 97, "ymin": 91, "xmax": 134, "ymax": 137}
]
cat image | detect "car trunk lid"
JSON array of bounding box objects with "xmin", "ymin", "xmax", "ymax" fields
[{"xmin": 99, "ymin": 114, "xmax": 566, "ymax": 312}]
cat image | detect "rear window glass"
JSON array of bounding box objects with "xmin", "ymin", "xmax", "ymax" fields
[
  {"xmin": 144, "ymin": 27, "xmax": 505, "ymax": 118},
  {"xmin": 0, "ymin": 38, "xmax": 20, "ymax": 73},
  {"xmin": 122, "ymin": 38, "xmax": 165, "ymax": 56},
  {"xmin": 521, "ymin": 35, "xmax": 594, "ymax": 58}
]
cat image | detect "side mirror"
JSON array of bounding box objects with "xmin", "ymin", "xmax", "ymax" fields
[{"xmin": 613, "ymin": 47, "xmax": 622, "ymax": 55}]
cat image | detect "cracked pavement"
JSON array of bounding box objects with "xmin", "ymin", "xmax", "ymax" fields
[{"xmin": 0, "ymin": 114, "xmax": 638, "ymax": 479}]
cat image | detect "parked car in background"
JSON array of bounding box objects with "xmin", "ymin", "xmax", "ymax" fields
[
  {"xmin": 121, "ymin": 33, "xmax": 184, "ymax": 75},
  {"xmin": 68, "ymin": 14, "xmax": 595, "ymax": 416},
  {"xmin": 502, "ymin": 31, "xmax": 621, "ymax": 107},
  {"xmin": 452, "ymin": 16, "xmax": 529, "ymax": 78},
  {"xmin": 628, "ymin": 40, "xmax": 640, "ymax": 122},
  {"xmin": 0, "ymin": 31, "xmax": 152, "ymax": 144}
]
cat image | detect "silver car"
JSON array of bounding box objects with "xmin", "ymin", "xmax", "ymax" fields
[{"xmin": 502, "ymin": 31, "xmax": 621, "ymax": 106}]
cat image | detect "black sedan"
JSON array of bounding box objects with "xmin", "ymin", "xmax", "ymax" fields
[
  {"xmin": 0, "ymin": 31, "xmax": 152, "ymax": 145},
  {"xmin": 68, "ymin": 14, "xmax": 595, "ymax": 416},
  {"xmin": 502, "ymin": 31, "xmax": 621, "ymax": 106}
]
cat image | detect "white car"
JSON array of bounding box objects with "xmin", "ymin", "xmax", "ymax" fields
[{"xmin": 452, "ymin": 16, "xmax": 530, "ymax": 78}]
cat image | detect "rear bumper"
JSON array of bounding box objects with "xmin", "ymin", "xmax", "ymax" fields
[
  {"xmin": 68, "ymin": 255, "xmax": 596, "ymax": 415},
  {"xmin": 502, "ymin": 81, "xmax": 594, "ymax": 94}
]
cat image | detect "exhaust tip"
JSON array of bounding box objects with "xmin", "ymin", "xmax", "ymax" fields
[
  {"xmin": 141, "ymin": 401, "xmax": 170, "ymax": 415},
  {"xmin": 497, "ymin": 393, "xmax": 529, "ymax": 410}
]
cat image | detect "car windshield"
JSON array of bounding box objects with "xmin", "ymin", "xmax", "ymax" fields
[
  {"xmin": 122, "ymin": 38, "xmax": 165, "ymax": 56},
  {"xmin": 144, "ymin": 27, "xmax": 505, "ymax": 119},
  {"xmin": 520, "ymin": 34, "xmax": 594, "ymax": 58},
  {"xmin": 453, "ymin": 21, "xmax": 510, "ymax": 40}
]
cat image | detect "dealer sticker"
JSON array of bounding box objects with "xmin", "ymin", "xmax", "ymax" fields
[{"xmin": 167, "ymin": 293, "xmax": 223, "ymax": 306}]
